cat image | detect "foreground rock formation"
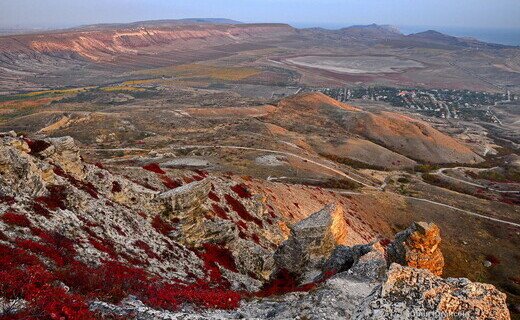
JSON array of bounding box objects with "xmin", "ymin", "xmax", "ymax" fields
[{"xmin": 0, "ymin": 133, "xmax": 510, "ymax": 319}]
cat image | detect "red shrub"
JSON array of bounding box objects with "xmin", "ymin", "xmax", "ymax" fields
[
  {"xmin": 112, "ymin": 224, "xmax": 126, "ymax": 236},
  {"xmin": 211, "ymin": 203, "xmax": 230, "ymax": 220},
  {"xmin": 152, "ymin": 215, "xmax": 175, "ymax": 235},
  {"xmin": 143, "ymin": 163, "xmax": 165, "ymax": 175},
  {"xmin": 1, "ymin": 212, "xmax": 31, "ymax": 227},
  {"xmin": 208, "ymin": 191, "xmax": 220, "ymax": 202},
  {"xmin": 111, "ymin": 181, "xmax": 122, "ymax": 193},
  {"xmin": 146, "ymin": 283, "xmax": 240, "ymax": 311},
  {"xmin": 486, "ymin": 254, "xmax": 501, "ymax": 266},
  {"xmin": 53, "ymin": 167, "xmax": 99, "ymax": 199},
  {"xmin": 251, "ymin": 234, "xmax": 260, "ymax": 245},
  {"xmin": 183, "ymin": 176, "xmax": 195, "ymax": 184},
  {"xmin": 57, "ymin": 260, "xmax": 149, "ymax": 303},
  {"xmin": 236, "ymin": 220, "xmax": 248, "ymax": 230},
  {"xmin": 161, "ymin": 176, "xmax": 182, "ymax": 189},
  {"xmin": 256, "ymin": 269, "xmax": 316, "ymax": 297},
  {"xmin": 0, "ymin": 195, "xmax": 15, "ymax": 205},
  {"xmin": 32, "ymin": 202, "xmax": 52, "ymax": 218},
  {"xmin": 134, "ymin": 240, "xmax": 160, "ymax": 260},
  {"xmin": 30, "ymin": 227, "xmax": 77, "ymax": 261},
  {"xmin": 25, "ymin": 139, "xmax": 51, "ymax": 155},
  {"xmin": 16, "ymin": 238, "xmax": 66, "ymax": 266},
  {"xmin": 34, "ymin": 184, "xmax": 67, "ymax": 211},
  {"xmin": 89, "ymin": 237, "xmax": 118, "ymax": 258},
  {"xmin": 0, "ymin": 244, "xmax": 42, "ymax": 272},
  {"xmin": 379, "ymin": 238, "xmax": 392, "ymax": 247},
  {"xmin": 199, "ymin": 243, "xmax": 238, "ymax": 274},
  {"xmin": 224, "ymin": 194, "xmax": 263, "ymax": 227},
  {"xmin": 231, "ymin": 184, "xmax": 252, "ymax": 199}
]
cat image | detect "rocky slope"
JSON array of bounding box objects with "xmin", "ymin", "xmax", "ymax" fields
[
  {"xmin": 264, "ymin": 93, "xmax": 483, "ymax": 165},
  {"xmin": 0, "ymin": 23, "xmax": 293, "ymax": 63},
  {"xmin": 0, "ymin": 133, "xmax": 509, "ymax": 319}
]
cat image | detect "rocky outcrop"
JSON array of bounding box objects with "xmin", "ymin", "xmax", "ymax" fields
[
  {"xmin": 274, "ymin": 203, "xmax": 348, "ymax": 275},
  {"xmin": 0, "ymin": 134, "xmax": 510, "ymax": 319},
  {"xmin": 159, "ymin": 178, "xmax": 212, "ymax": 214},
  {"xmin": 355, "ymin": 264, "xmax": 510, "ymax": 320},
  {"xmin": 387, "ymin": 221, "xmax": 445, "ymax": 276},
  {"xmin": 92, "ymin": 262, "xmax": 510, "ymax": 320}
]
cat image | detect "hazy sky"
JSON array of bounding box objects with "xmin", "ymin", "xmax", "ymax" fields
[{"xmin": 1, "ymin": 0, "xmax": 520, "ymax": 30}]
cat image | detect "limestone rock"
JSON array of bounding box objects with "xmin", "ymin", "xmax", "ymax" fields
[
  {"xmin": 159, "ymin": 178, "xmax": 212, "ymax": 214},
  {"xmin": 387, "ymin": 221, "xmax": 445, "ymax": 276},
  {"xmin": 354, "ymin": 263, "xmax": 510, "ymax": 320},
  {"xmin": 292, "ymin": 203, "xmax": 348, "ymax": 257},
  {"xmin": 274, "ymin": 203, "xmax": 349, "ymax": 275}
]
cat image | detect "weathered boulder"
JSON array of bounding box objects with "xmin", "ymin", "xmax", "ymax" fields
[
  {"xmin": 274, "ymin": 203, "xmax": 349, "ymax": 275},
  {"xmin": 159, "ymin": 178, "xmax": 212, "ymax": 214},
  {"xmin": 386, "ymin": 221, "xmax": 444, "ymax": 276},
  {"xmin": 42, "ymin": 136, "xmax": 85, "ymax": 179},
  {"xmin": 229, "ymin": 238, "xmax": 275, "ymax": 281},
  {"xmin": 354, "ymin": 263, "xmax": 510, "ymax": 320}
]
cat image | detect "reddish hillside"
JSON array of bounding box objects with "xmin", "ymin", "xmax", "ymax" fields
[
  {"xmin": 0, "ymin": 23, "xmax": 294, "ymax": 62},
  {"xmin": 267, "ymin": 93, "xmax": 482, "ymax": 165}
]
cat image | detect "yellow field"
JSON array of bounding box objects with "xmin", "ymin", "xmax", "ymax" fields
[
  {"xmin": 137, "ymin": 64, "xmax": 261, "ymax": 81},
  {"xmin": 100, "ymin": 86, "xmax": 145, "ymax": 92},
  {"xmin": 20, "ymin": 87, "xmax": 93, "ymax": 98}
]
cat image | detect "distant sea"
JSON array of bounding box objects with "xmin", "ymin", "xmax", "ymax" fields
[
  {"xmin": 399, "ymin": 25, "xmax": 520, "ymax": 47},
  {"xmin": 292, "ymin": 23, "xmax": 520, "ymax": 47}
]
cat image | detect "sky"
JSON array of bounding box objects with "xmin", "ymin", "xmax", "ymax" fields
[{"xmin": 1, "ymin": 0, "xmax": 520, "ymax": 30}]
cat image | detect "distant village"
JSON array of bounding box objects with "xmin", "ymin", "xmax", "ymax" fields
[{"xmin": 310, "ymin": 86, "xmax": 517, "ymax": 124}]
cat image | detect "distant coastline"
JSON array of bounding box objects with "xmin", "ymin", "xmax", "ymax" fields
[
  {"xmin": 293, "ymin": 22, "xmax": 520, "ymax": 46},
  {"xmin": 399, "ymin": 25, "xmax": 520, "ymax": 46}
]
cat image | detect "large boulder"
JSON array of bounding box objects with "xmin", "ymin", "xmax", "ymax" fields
[
  {"xmin": 386, "ymin": 221, "xmax": 444, "ymax": 276},
  {"xmin": 274, "ymin": 203, "xmax": 348, "ymax": 275}
]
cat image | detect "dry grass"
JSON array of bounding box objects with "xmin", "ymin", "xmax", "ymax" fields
[
  {"xmin": 100, "ymin": 86, "xmax": 145, "ymax": 92},
  {"xmin": 137, "ymin": 64, "xmax": 261, "ymax": 81}
]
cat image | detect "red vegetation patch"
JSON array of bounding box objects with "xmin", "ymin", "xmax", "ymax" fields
[
  {"xmin": 53, "ymin": 167, "xmax": 99, "ymax": 199},
  {"xmin": 485, "ymin": 254, "xmax": 501, "ymax": 266},
  {"xmin": 111, "ymin": 181, "xmax": 122, "ymax": 193},
  {"xmin": 208, "ymin": 191, "xmax": 220, "ymax": 202},
  {"xmin": 89, "ymin": 237, "xmax": 118, "ymax": 259},
  {"xmin": 251, "ymin": 234, "xmax": 261, "ymax": 245},
  {"xmin": 236, "ymin": 220, "xmax": 248, "ymax": 230},
  {"xmin": 152, "ymin": 215, "xmax": 175, "ymax": 235},
  {"xmin": 161, "ymin": 176, "xmax": 182, "ymax": 189},
  {"xmin": 147, "ymin": 282, "xmax": 240, "ymax": 311},
  {"xmin": 0, "ymin": 195, "xmax": 15, "ymax": 205},
  {"xmin": 183, "ymin": 176, "xmax": 195, "ymax": 184},
  {"xmin": 35, "ymin": 184, "xmax": 67, "ymax": 211},
  {"xmin": 24, "ymin": 139, "xmax": 51, "ymax": 155},
  {"xmin": 1, "ymin": 212, "xmax": 31, "ymax": 227},
  {"xmin": 16, "ymin": 238, "xmax": 67, "ymax": 267},
  {"xmin": 32, "ymin": 202, "xmax": 52, "ymax": 218},
  {"xmin": 134, "ymin": 240, "xmax": 160, "ymax": 260},
  {"xmin": 224, "ymin": 194, "xmax": 263, "ymax": 228},
  {"xmin": 379, "ymin": 238, "xmax": 392, "ymax": 247},
  {"xmin": 256, "ymin": 269, "xmax": 316, "ymax": 297},
  {"xmin": 196, "ymin": 243, "xmax": 238, "ymax": 286},
  {"xmin": 231, "ymin": 183, "xmax": 252, "ymax": 199},
  {"xmin": 0, "ymin": 243, "xmax": 94, "ymax": 319},
  {"xmin": 211, "ymin": 203, "xmax": 230, "ymax": 220},
  {"xmin": 192, "ymin": 174, "xmax": 205, "ymax": 182},
  {"xmin": 57, "ymin": 260, "xmax": 149, "ymax": 304},
  {"xmin": 143, "ymin": 163, "xmax": 166, "ymax": 175}
]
